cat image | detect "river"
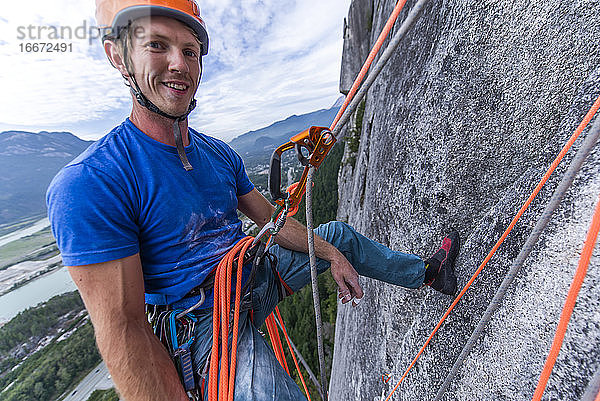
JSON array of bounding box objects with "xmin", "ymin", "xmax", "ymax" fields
[
  {"xmin": 0, "ymin": 217, "xmax": 50, "ymax": 248},
  {"xmin": 0, "ymin": 267, "xmax": 76, "ymax": 324}
]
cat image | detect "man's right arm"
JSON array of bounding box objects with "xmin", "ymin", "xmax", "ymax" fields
[{"xmin": 68, "ymin": 254, "xmax": 189, "ymax": 401}]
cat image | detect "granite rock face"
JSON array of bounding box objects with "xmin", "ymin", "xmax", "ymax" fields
[{"xmin": 330, "ymin": 0, "xmax": 600, "ymax": 400}]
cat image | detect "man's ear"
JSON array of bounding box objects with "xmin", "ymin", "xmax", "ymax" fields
[{"xmin": 104, "ymin": 40, "xmax": 130, "ymax": 78}]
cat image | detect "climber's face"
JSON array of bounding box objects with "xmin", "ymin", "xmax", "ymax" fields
[{"xmin": 127, "ymin": 16, "xmax": 202, "ymax": 116}]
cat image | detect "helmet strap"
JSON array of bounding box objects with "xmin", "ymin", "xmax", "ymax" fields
[{"xmin": 123, "ymin": 43, "xmax": 200, "ymax": 171}]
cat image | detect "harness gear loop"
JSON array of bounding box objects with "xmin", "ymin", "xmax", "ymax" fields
[
  {"xmin": 146, "ymin": 308, "xmax": 201, "ymax": 400},
  {"xmin": 175, "ymin": 288, "xmax": 206, "ymax": 319}
]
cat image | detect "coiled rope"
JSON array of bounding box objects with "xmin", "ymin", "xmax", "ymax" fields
[
  {"xmin": 208, "ymin": 237, "xmax": 312, "ymax": 400},
  {"xmin": 208, "ymin": 236, "xmax": 253, "ymax": 401}
]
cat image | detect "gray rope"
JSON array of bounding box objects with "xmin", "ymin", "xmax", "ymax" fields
[
  {"xmin": 301, "ymin": 1, "xmax": 433, "ymax": 398},
  {"xmin": 332, "ymin": 0, "xmax": 432, "ymax": 139},
  {"xmin": 581, "ymin": 364, "xmax": 600, "ymax": 401},
  {"xmin": 433, "ymin": 115, "xmax": 600, "ymax": 401},
  {"xmin": 274, "ymin": 313, "xmax": 325, "ymax": 401},
  {"xmin": 305, "ymin": 166, "xmax": 329, "ymax": 401}
]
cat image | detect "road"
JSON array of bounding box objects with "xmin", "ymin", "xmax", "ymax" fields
[{"xmin": 61, "ymin": 361, "xmax": 116, "ymax": 401}]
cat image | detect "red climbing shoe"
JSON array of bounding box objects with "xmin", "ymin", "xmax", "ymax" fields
[{"xmin": 424, "ymin": 230, "xmax": 460, "ymax": 296}]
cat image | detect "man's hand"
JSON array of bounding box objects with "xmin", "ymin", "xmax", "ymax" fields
[
  {"xmin": 238, "ymin": 189, "xmax": 365, "ymax": 305},
  {"xmin": 328, "ymin": 250, "xmax": 364, "ymax": 305}
]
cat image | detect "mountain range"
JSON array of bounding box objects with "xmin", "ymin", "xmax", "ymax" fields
[
  {"xmin": 0, "ymin": 131, "xmax": 93, "ymax": 227},
  {"xmin": 228, "ymin": 104, "xmax": 341, "ymax": 165},
  {"xmin": 0, "ymin": 102, "xmax": 341, "ymax": 227}
]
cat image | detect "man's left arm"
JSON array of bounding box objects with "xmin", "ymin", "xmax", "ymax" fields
[{"xmin": 238, "ymin": 188, "xmax": 363, "ymax": 304}]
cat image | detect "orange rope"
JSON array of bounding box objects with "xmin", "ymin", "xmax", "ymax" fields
[
  {"xmin": 208, "ymin": 236, "xmax": 253, "ymax": 401},
  {"xmin": 531, "ymin": 192, "xmax": 600, "ymax": 401},
  {"xmin": 207, "ymin": 236, "xmax": 312, "ymax": 400},
  {"xmin": 330, "ymin": 0, "xmax": 409, "ymax": 132},
  {"xmin": 384, "ymin": 94, "xmax": 600, "ymax": 400},
  {"xmin": 275, "ymin": 306, "xmax": 312, "ymax": 401},
  {"xmin": 266, "ymin": 313, "xmax": 291, "ymax": 374}
]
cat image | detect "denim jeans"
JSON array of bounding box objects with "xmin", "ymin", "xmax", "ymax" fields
[{"xmin": 186, "ymin": 221, "xmax": 425, "ymax": 400}]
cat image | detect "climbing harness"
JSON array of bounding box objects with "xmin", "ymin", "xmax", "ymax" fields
[
  {"xmin": 145, "ymin": 239, "xmax": 265, "ymax": 401},
  {"xmin": 147, "ymin": 302, "xmax": 204, "ymax": 400}
]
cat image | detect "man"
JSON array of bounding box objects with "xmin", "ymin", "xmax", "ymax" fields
[{"xmin": 46, "ymin": 1, "xmax": 459, "ymax": 400}]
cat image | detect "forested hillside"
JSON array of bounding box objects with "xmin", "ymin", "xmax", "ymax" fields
[{"xmin": 0, "ymin": 292, "xmax": 100, "ymax": 401}]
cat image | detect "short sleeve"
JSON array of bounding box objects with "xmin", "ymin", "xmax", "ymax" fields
[
  {"xmin": 235, "ymin": 158, "xmax": 254, "ymax": 196},
  {"xmin": 46, "ymin": 163, "xmax": 140, "ymax": 266},
  {"xmin": 228, "ymin": 148, "xmax": 254, "ymax": 196}
]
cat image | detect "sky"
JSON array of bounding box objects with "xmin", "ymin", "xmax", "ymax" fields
[{"xmin": 0, "ymin": 0, "xmax": 351, "ymax": 142}]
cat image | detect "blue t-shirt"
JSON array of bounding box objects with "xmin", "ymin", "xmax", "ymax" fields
[{"xmin": 46, "ymin": 118, "xmax": 255, "ymax": 306}]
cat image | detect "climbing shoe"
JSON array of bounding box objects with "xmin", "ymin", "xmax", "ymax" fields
[{"xmin": 424, "ymin": 230, "xmax": 460, "ymax": 296}]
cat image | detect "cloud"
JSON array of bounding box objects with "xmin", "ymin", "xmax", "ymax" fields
[{"xmin": 0, "ymin": 0, "xmax": 351, "ymax": 141}]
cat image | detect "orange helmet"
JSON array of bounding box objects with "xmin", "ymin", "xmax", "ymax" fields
[{"xmin": 95, "ymin": 0, "xmax": 209, "ymax": 55}]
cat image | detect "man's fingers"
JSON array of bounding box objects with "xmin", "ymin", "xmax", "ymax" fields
[
  {"xmin": 338, "ymin": 284, "xmax": 352, "ymax": 303},
  {"xmin": 348, "ymin": 277, "xmax": 364, "ymax": 299},
  {"xmin": 352, "ymin": 294, "xmax": 364, "ymax": 306},
  {"xmin": 347, "ymin": 277, "xmax": 364, "ymax": 307},
  {"xmin": 331, "ymin": 257, "xmax": 362, "ymax": 305},
  {"xmin": 338, "ymin": 277, "xmax": 363, "ymax": 305}
]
